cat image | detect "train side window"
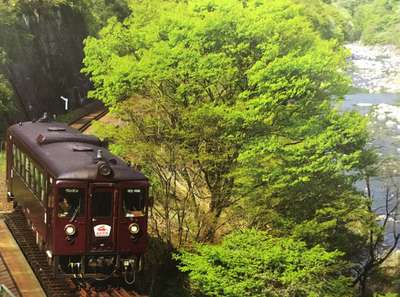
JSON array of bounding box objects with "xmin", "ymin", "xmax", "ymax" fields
[
  {"xmin": 24, "ymin": 158, "xmax": 27, "ymax": 183},
  {"xmin": 14, "ymin": 146, "xmax": 18, "ymax": 170},
  {"xmin": 32, "ymin": 166, "xmax": 37, "ymax": 194},
  {"xmin": 34, "ymin": 166, "xmax": 41, "ymax": 195},
  {"xmin": 35, "ymin": 168, "xmax": 40, "ymax": 197},
  {"xmin": 31, "ymin": 163, "xmax": 36, "ymax": 190},
  {"xmin": 19, "ymin": 152, "xmax": 22, "ymax": 173},
  {"xmin": 15, "ymin": 148, "xmax": 20, "ymax": 173},
  {"xmin": 40, "ymin": 174, "xmax": 45, "ymax": 200},
  {"xmin": 18, "ymin": 150, "xmax": 22, "ymax": 174},
  {"xmin": 12, "ymin": 144, "xmax": 16, "ymax": 168},
  {"xmin": 122, "ymin": 188, "xmax": 144, "ymax": 217},
  {"xmin": 14, "ymin": 148, "xmax": 18, "ymax": 172},
  {"xmin": 34, "ymin": 168, "xmax": 38, "ymax": 196},
  {"xmin": 24, "ymin": 155, "xmax": 29, "ymax": 183},
  {"xmin": 31, "ymin": 163, "xmax": 35, "ymax": 191},
  {"xmin": 48, "ymin": 194, "xmax": 53, "ymax": 208},
  {"xmin": 27, "ymin": 158, "xmax": 31, "ymax": 184},
  {"xmin": 92, "ymin": 191, "xmax": 112, "ymax": 218},
  {"xmin": 29, "ymin": 160, "xmax": 34, "ymax": 189},
  {"xmin": 58, "ymin": 188, "xmax": 84, "ymax": 218},
  {"xmin": 19, "ymin": 152, "xmax": 23, "ymax": 175}
]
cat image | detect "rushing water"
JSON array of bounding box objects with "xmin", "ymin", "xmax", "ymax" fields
[
  {"xmin": 345, "ymin": 43, "xmax": 400, "ymax": 247},
  {"xmin": 346, "ymin": 43, "xmax": 400, "ymax": 93},
  {"xmin": 345, "ymin": 43, "xmax": 400, "ymax": 165}
]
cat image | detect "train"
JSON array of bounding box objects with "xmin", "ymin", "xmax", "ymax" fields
[{"xmin": 4, "ymin": 116, "xmax": 150, "ymax": 283}]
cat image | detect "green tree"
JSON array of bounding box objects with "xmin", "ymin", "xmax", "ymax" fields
[
  {"xmin": 352, "ymin": 0, "xmax": 400, "ymax": 45},
  {"xmin": 0, "ymin": 74, "xmax": 14, "ymax": 136},
  {"xmin": 84, "ymin": 0, "xmax": 368, "ymax": 245},
  {"xmin": 0, "ymin": 74, "xmax": 13, "ymax": 114},
  {"xmin": 295, "ymin": 0, "xmax": 354, "ymax": 41},
  {"xmin": 176, "ymin": 229, "xmax": 354, "ymax": 297},
  {"xmin": 74, "ymin": 0, "xmax": 129, "ymax": 35},
  {"xmin": 234, "ymin": 107, "xmax": 376, "ymax": 255}
]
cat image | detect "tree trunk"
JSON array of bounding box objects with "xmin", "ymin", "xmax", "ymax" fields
[
  {"xmin": 359, "ymin": 274, "xmax": 368, "ymax": 297},
  {"xmin": 201, "ymin": 198, "xmax": 224, "ymax": 242}
]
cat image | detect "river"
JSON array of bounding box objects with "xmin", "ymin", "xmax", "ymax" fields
[{"xmin": 345, "ymin": 43, "xmax": 400, "ymax": 247}]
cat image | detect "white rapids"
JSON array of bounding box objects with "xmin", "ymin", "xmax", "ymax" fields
[{"xmin": 346, "ymin": 43, "xmax": 400, "ymax": 93}]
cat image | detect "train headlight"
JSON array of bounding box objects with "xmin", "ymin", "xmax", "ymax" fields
[
  {"xmin": 128, "ymin": 223, "xmax": 140, "ymax": 235},
  {"xmin": 99, "ymin": 163, "xmax": 112, "ymax": 176},
  {"xmin": 64, "ymin": 224, "xmax": 76, "ymax": 236}
]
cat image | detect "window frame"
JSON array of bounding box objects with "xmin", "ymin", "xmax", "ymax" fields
[
  {"xmin": 57, "ymin": 187, "xmax": 85, "ymax": 218},
  {"xmin": 91, "ymin": 190, "xmax": 114, "ymax": 218},
  {"xmin": 11, "ymin": 143, "xmax": 48, "ymax": 203},
  {"xmin": 121, "ymin": 187, "xmax": 145, "ymax": 217}
]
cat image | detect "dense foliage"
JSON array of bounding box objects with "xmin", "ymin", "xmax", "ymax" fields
[
  {"xmin": 296, "ymin": 0, "xmax": 354, "ymax": 41},
  {"xmin": 177, "ymin": 229, "xmax": 354, "ymax": 297},
  {"xmin": 84, "ymin": 0, "xmax": 374, "ymax": 249},
  {"xmin": 74, "ymin": 0, "xmax": 129, "ymax": 34},
  {"xmin": 83, "ymin": 5, "xmax": 380, "ymax": 294},
  {"xmin": 0, "ymin": 74, "xmax": 14, "ymax": 136},
  {"xmin": 0, "ymin": 75, "xmax": 13, "ymax": 115},
  {"xmin": 334, "ymin": 0, "xmax": 400, "ymax": 45},
  {"xmin": 355, "ymin": 0, "xmax": 400, "ymax": 45}
]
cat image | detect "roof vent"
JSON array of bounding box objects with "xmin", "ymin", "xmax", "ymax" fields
[
  {"xmin": 48, "ymin": 127, "xmax": 66, "ymax": 132},
  {"xmin": 72, "ymin": 146, "xmax": 93, "ymax": 152},
  {"xmin": 36, "ymin": 133, "xmax": 101, "ymax": 146}
]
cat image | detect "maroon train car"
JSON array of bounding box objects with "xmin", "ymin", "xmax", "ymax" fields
[{"xmin": 5, "ymin": 119, "xmax": 149, "ymax": 282}]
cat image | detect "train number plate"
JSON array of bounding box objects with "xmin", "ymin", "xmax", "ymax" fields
[{"xmin": 94, "ymin": 224, "xmax": 111, "ymax": 237}]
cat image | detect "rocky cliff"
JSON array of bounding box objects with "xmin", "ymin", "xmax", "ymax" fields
[{"xmin": 3, "ymin": 4, "xmax": 89, "ymax": 120}]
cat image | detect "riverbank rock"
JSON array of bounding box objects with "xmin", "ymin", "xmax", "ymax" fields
[{"xmin": 346, "ymin": 43, "xmax": 400, "ymax": 94}]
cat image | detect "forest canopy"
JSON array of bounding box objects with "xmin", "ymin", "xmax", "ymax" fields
[
  {"xmin": 334, "ymin": 0, "xmax": 400, "ymax": 45},
  {"xmin": 83, "ymin": 2, "xmax": 380, "ymax": 295},
  {"xmin": 176, "ymin": 229, "xmax": 354, "ymax": 297}
]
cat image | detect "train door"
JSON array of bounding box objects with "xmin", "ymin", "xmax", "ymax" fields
[{"xmin": 88, "ymin": 183, "xmax": 117, "ymax": 251}]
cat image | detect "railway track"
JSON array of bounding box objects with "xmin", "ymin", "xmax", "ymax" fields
[
  {"xmin": 78, "ymin": 285, "xmax": 141, "ymax": 297},
  {"xmin": 0, "ymin": 253, "xmax": 20, "ymax": 297},
  {"xmin": 68, "ymin": 103, "xmax": 108, "ymax": 132},
  {"xmin": 5, "ymin": 208, "xmax": 75, "ymax": 297}
]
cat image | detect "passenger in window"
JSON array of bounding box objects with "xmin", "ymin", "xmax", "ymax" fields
[
  {"xmin": 58, "ymin": 189, "xmax": 83, "ymax": 218},
  {"xmin": 123, "ymin": 189, "xmax": 144, "ymax": 217},
  {"xmin": 58, "ymin": 197, "xmax": 71, "ymax": 217}
]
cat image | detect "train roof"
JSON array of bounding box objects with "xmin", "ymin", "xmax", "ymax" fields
[{"xmin": 7, "ymin": 121, "xmax": 147, "ymax": 181}]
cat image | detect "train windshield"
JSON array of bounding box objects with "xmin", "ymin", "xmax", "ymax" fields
[
  {"xmin": 58, "ymin": 188, "xmax": 84, "ymax": 218},
  {"xmin": 92, "ymin": 191, "xmax": 113, "ymax": 217},
  {"xmin": 123, "ymin": 188, "xmax": 144, "ymax": 217}
]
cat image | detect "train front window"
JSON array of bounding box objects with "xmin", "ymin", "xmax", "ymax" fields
[
  {"xmin": 58, "ymin": 188, "xmax": 84, "ymax": 218},
  {"xmin": 123, "ymin": 188, "xmax": 144, "ymax": 217},
  {"xmin": 92, "ymin": 191, "xmax": 113, "ymax": 217}
]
